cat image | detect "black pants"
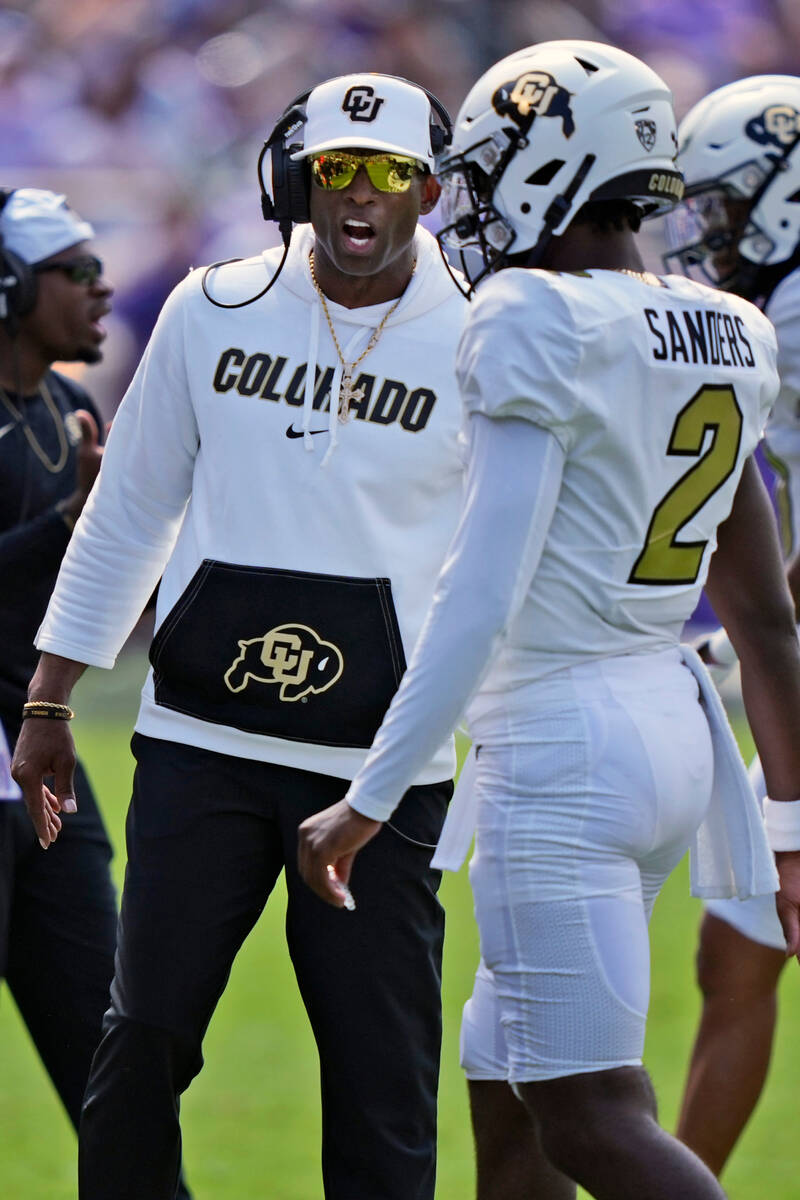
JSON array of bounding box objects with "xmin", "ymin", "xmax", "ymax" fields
[
  {"xmin": 0, "ymin": 716, "xmax": 192, "ymax": 1200},
  {"xmin": 0, "ymin": 742, "xmax": 118, "ymax": 1128},
  {"xmin": 80, "ymin": 734, "xmax": 450, "ymax": 1200}
]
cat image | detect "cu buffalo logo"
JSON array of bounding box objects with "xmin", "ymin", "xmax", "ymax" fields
[
  {"xmin": 746, "ymin": 104, "xmax": 800, "ymax": 149},
  {"xmin": 342, "ymin": 85, "xmax": 385, "ymax": 123},
  {"xmin": 495, "ymin": 72, "xmax": 575, "ymax": 137},
  {"xmin": 224, "ymin": 624, "xmax": 344, "ymax": 702}
]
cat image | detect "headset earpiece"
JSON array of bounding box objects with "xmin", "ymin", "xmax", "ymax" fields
[
  {"xmin": 0, "ymin": 188, "xmax": 38, "ymax": 326},
  {"xmin": 259, "ymin": 95, "xmax": 312, "ymax": 248},
  {"xmin": 421, "ymin": 89, "xmax": 453, "ymax": 159},
  {"xmin": 381, "ymin": 77, "xmax": 453, "ymax": 158},
  {"xmin": 430, "ymin": 125, "xmax": 446, "ymax": 158}
]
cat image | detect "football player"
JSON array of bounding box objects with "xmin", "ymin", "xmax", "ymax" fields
[
  {"xmin": 298, "ymin": 43, "xmax": 800, "ymax": 1200},
  {"xmin": 665, "ymin": 74, "xmax": 800, "ymax": 1178}
]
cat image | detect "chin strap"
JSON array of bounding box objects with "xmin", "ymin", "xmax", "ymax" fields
[{"xmin": 524, "ymin": 152, "xmax": 597, "ymax": 269}]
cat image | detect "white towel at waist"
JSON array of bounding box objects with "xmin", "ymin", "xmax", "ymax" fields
[
  {"xmin": 432, "ymin": 646, "xmax": 779, "ymax": 898},
  {"xmin": 681, "ymin": 643, "xmax": 778, "ymax": 900}
]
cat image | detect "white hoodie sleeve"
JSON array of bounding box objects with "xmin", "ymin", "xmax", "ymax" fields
[
  {"xmin": 345, "ymin": 412, "xmax": 565, "ymax": 821},
  {"xmin": 36, "ymin": 278, "xmax": 200, "ymax": 668}
]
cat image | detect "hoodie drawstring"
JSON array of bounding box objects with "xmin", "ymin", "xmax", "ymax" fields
[{"xmin": 302, "ymin": 301, "xmax": 321, "ymax": 451}]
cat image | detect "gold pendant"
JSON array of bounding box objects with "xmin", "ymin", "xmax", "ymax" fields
[{"xmin": 339, "ymin": 370, "xmax": 365, "ymax": 423}]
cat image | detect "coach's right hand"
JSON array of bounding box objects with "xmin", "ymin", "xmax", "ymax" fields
[
  {"xmin": 11, "ymin": 715, "xmax": 78, "ymax": 848},
  {"xmin": 11, "ymin": 651, "xmax": 88, "ymax": 848}
]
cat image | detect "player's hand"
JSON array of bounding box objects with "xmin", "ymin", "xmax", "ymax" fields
[
  {"xmin": 775, "ymin": 849, "xmax": 800, "ymax": 961},
  {"xmin": 297, "ymin": 799, "xmax": 381, "ymax": 908},
  {"xmin": 59, "ymin": 409, "xmax": 104, "ymax": 526},
  {"xmin": 10, "ymin": 719, "xmax": 78, "ymax": 848}
]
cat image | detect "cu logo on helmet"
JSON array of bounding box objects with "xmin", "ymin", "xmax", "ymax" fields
[
  {"xmin": 504, "ymin": 72, "xmax": 575, "ymax": 138},
  {"xmin": 746, "ymin": 104, "xmax": 800, "ymax": 149},
  {"xmin": 342, "ymin": 85, "xmax": 385, "ymax": 123}
]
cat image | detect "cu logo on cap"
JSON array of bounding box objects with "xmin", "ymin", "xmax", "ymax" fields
[{"xmin": 342, "ymin": 85, "xmax": 385, "ymax": 123}]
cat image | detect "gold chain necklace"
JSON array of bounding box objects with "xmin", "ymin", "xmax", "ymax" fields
[
  {"xmin": 615, "ymin": 267, "xmax": 663, "ymax": 287},
  {"xmin": 309, "ymin": 251, "xmax": 410, "ymax": 422},
  {"xmin": 0, "ymin": 378, "xmax": 70, "ymax": 473}
]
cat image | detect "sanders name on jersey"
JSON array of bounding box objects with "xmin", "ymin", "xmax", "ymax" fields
[{"xmin": 644, "ymin": 306, "xmax": 757, "ymax": 369}]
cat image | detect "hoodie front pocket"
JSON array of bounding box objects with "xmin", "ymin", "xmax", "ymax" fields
[{"xmin": 149, "ymin": 560, "xmax": 407, "ymax": 748}]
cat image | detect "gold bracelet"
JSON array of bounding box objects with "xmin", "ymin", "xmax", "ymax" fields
[{"xmin": 22, "ymin": 701, "xmax": 75, "ymax": 721}]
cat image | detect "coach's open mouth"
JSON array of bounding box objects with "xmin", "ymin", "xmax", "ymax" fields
[{"xmin": 342, "ymin": 218, "xmax": 376, "ymax": 252}]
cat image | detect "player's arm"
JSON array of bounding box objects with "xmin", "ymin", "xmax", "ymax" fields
[
  {"xmin": 697, "ymin": 523, "xmax": 800, "ymax": 674},
  {"xmin": 0, "ymin": 411, "xmax": 98, "ymax": 574},
  {"xmin": 298, "ymin": 414, "xmax": 566, "ymax": 905},
  {"xmin": 704, "ymin": 456, "xmax": 800, "ymax": 956},
  {"xmin": 11, "ymin": 652, "xmax": 88, "ymax": 848},
  {"xmin": 786, "ymin": 550, "xmax": 800, "ymax": 619}
]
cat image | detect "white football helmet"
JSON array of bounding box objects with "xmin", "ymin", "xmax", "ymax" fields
[
  {"xmin": 665, "ymin": 76, "xmax": 800, "ymax": 297},
  {"xmin": 437, "ymin": 40, "xmax": 682, "ymax": 291}
]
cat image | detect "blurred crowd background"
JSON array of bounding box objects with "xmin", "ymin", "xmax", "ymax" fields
[{"xmin": 2, "ymin": 0, "xmax": 798, "ymax": 416}]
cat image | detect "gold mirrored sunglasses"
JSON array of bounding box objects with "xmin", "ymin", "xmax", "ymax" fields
[{"xmin": 309, "ymin": 152, "xmax": 423, "ymax": 194}]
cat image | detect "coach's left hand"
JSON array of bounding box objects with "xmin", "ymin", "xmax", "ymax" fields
[{"xmin": 298, "ymin": 800, "xmax": 381, "ymax": 907}]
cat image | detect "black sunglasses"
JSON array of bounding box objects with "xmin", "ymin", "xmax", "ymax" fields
[{"xmin": 34, "ymin": 255, "xmax": 104, "ymax": 285}]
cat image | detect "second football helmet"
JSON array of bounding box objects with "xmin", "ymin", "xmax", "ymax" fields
[
  {"xmin": 437, "ymin": 40, "xmax": 682, "ymax": 291},
  {"xmin": 665, "ymin": 75, "xmax": 800, "ymax": 298}
]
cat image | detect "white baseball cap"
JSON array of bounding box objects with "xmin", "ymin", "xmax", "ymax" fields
[
  {"xmin": 291, "ymin": 74, "xmax": 435, "ymax": 169},
  {"xmin": 0, "ymin": 188, "xmax": 94, "ymax": 265}
]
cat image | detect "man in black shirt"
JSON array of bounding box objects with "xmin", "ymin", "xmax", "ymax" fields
[{"xmin": 0, "ymin": 187, "xmax": 190, "ymax": 1198}]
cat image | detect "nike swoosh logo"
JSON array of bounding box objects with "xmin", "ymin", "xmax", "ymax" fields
[
  {"xmin": 0, "ymin": 421, "xmax": 17, "ymax": 440},
  {"xmin": 286, "ymin": 424, "xmax": 327, "ymax": 439}
]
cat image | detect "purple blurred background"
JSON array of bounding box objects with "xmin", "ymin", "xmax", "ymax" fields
[{"xmin": 3, "ymin": 0, "xmax": 793, "ymax": 627}]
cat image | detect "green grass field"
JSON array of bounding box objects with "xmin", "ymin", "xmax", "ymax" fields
[{"xmin": 1, "ymin": 658, "xmax": 798, "ymax": 1198}]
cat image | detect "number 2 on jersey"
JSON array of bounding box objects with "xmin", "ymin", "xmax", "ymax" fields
[{"xmin": 629, "ymin": 384, "xmax": 743, "ymax": 585}]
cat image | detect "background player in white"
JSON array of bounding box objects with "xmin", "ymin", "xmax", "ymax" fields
[
  {"xmin": 298, "ymin": 43, "xmax": 800, "ymax": 1200},
  {"xmin": 664, "ymin": 74, "xmax": 800, "ymax": 1178}
]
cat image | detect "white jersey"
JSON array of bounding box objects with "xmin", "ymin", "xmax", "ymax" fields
[
  {"xmin": 462, "ymin": 268, "xmax": 777, "ymax": 690},
  {"xmin": 345, "ymin": 267, "xmax": 779, "ymax": 823},
  {"xmin": 36, "ymin": 226, "xmax": 468, "ymax": 782},
  {"xmin": 763, "ymin": 266, "xmax": 800, "ymax": 555}
]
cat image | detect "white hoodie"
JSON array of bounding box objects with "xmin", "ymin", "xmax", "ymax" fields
[{"xmin": 37, "ymin": 225, "xmax": 468, "ymax": 781}]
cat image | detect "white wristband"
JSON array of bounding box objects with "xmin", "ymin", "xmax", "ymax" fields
[{"xmin": 763, "ymin": 796, "xmax": 800, "ymax": 851}]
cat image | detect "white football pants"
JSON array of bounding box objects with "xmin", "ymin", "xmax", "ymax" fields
[{"xmin": 461, "ymin": 649, "xmax": 714, "ymax": 1082}]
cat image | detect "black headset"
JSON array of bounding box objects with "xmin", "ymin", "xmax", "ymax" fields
[
  {"xmin": 259, "ymin": 76, "xmax": 453, "ymax": 248},
  {"xmin": 0, "ymin": 188, "xmax": 38, "ymax": 328}
]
